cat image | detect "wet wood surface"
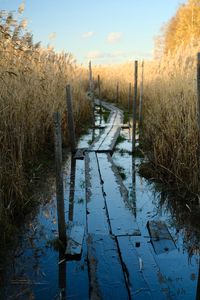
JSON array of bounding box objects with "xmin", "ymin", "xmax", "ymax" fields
[
  {"xmin": 65, "ymin": 100, "xmax": 198, "ymax": 300},
  {"xmin": 97, "ymin": 153, "xmax": 140, "ymax": 236},
  {"xmin": 87, "ymin": 234, "xmax": 129, "ymax": 300},
  {"xmin": 65, "ymin": 222, "xmax": 85, "ymax": 260},
  {"xmin": 85, "ymin": 152, "xmax": 110, "ymax": 235},
  {"xmin": 89, "ymin": 100, "xmax": 123, "ymax": 152}
]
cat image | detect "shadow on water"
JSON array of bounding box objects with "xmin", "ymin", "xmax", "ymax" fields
[{"xmin": 0, "ymin": 105, "xmax": 200, "ymax": 299}]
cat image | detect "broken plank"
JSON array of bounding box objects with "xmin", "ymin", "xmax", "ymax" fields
[
  {"xmin": 147, "ymin": 220, "xmax": 176, "ymax": 254},
  {"xmin": 87, "ymin": 234, "xmax": 129, "ymax": 300},
  {"xmin": 97, "ymin": 153, "xmax": 140, "ymax": 236},
  {"xmin": 65, "ymin": 222, "xmax": 85, "ymax": 260},
  {"xmin": 85, "ymin": 152, "xmax": 110, "ymax": 235}
]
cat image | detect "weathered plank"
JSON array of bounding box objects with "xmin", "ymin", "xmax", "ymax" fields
[
  {"xmin": 85, "ymin": 152, "xmax": 110, "ymax": 235},
  {"xmin": 127, "ymin": 236, "xmax": 171, "ymax": 299},
  {"xmin": 117, "ymin": 236, "xmax": 152, "ymax": 300},
  {"xmin": 97, "ymin": 153, "xmax": 140, "ymax": 236},
  {"xmin": 147, "ymin": 220, "xmax": 176, "ymax": 254},
  {"xmin": 65, "ymin": 222, "xmax": 85, "ymax": 260},
  {"xmin": 89, "ymin": 100, "xmax": 123, "ymax": 152},
  {"xmin": 87, "ymin": 234, "xmax": 129, "ymax": 300}
]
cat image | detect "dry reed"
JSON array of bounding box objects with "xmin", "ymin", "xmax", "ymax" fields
[{"xmin": 0, "ymin": 10, "xmax": 90, "ymax": 227}]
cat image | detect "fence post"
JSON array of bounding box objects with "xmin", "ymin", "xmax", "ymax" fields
[
  {"xmin": 128, "ymin": 82, "xmax": 131, "ymax": 116},
  {"xmin": 66, "ymin": 84, "xmax": 76, "ymax": 153},
  {"xmin": 54, "ymin": 112, "xmax": 66, "ymax": 244},
  {"xmin": 139, "ymin": 60, "xmax": 144, "ymax": 127},
  {"xmin": 97, "ymin": 74, "xmax": 102, "ymax": 112},
  {"xmin": 132, "ymin": 60, "xmax": 138, "ymax": 153},
  {"xmin": 89, "ymin": 61, "xmax": 95, "ymax": 126}
]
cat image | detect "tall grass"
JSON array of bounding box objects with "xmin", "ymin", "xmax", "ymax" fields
[
  {"xmin": 92, "ymin": 45, "xmax": 200, "ymax": 197},
  {"xmin": 0, "ymin": 11, "xmax": 90, "ymax": 229}
]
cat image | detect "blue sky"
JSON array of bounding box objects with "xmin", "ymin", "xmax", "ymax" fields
[{"xmin": 0, "ymin": 0, "xmax": 186, "ymax": 64}]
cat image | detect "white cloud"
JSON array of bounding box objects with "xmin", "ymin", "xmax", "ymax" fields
[
  {"xmin": 107, "ymin": 32, "xmax": 122, "ymax": 44},
  {"xmin": 86, "ymin": 50, "xmax": 125, "ymax": 60},
  {"xmin": 48, "ymin": 32, "xmax": 56, "ymax": 40},
  {"xmin": 82, "ymin": 31, "xmax": 95, "ymax": 39}
]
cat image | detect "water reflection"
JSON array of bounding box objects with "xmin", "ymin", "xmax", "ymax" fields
[{"xmin": 58, "ymin": 249, "xmax": 66, "ymax": 300}]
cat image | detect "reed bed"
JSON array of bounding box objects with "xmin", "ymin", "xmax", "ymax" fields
[
  {"xmin": 93, "ymin": 44, "xmax": 200, "ymax": 197},
  {"xmin": 0, "ymin": 11, "xmax": 90, "ymax": 230}
]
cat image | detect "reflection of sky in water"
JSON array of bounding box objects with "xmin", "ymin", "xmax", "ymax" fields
[
  {"xmin": 1, "ymin": 107, "xmax": 199, "ymax": 300},
  {"xmin": 113, "ymin": 126, "xmax": 199, "ymax": 300}
]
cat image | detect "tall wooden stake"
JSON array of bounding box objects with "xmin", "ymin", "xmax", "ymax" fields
[
  {"xmin": 89, "ymin": 61, "xmax": 95, "ymax": 126},
  {"xmin": 66, "ymin": 84, "xmax": 76, "ymax": 153},
  {"xmin": 132, "ymin": 60, "xmax": 138, "ymax": 153},
  {"xmin": 97, "ymin": 74, "xmax": 102, "ymax": 112},
  {"xmin": 128, "ymin": 83, "xmax": 131, "ymax": 113},
  {"xmin": 139, "ymin": 60, "xmax": 144, "ymax": 127},
  {"xmin": 54, "ymin": 112, "xmax": 66, "ymax": 244}
]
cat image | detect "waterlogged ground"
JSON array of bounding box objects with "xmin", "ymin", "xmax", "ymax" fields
[{"xmin": 0, "ymin": 106, "xmax": 200, "ymax": 299}]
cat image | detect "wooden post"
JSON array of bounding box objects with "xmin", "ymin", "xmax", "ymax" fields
[
  {"xmin": 139, "ymin": 60, "xmax": 144, "ymax": 127},
  {"xmin": 128, "ymin": 83, "xmax": 131, "ymax": 113},
  {"xmin": 128, "ymin": 83, "xmax": 131, "ymax": 127},
  {"xmin": 98, "ymin": 74, "xmax": 102, "ymax": 112},
  {"xmin": 66, "ymin": 84, "xmax": 76, "ymax": 153},
  {"xmin": 89, "ymin": 61, "xmax": 95, "ymax": 126},
  {"xmin": 132, "ymin": 60, "xmax": 138, "ymax": 153},
  {"xmin": 116, "ymin": 82, "xmax": 119, "ymax": 104},
  {"xmin": 54, "ymin": 112, "xmax": 66, "ymax": 244},
  {"xmin": 197, "ymin": 53, "xmax": 200, "ymax": 161}
]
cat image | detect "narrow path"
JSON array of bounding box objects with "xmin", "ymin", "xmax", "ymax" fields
[{"xmin": 81, "ymin": 101, "xmax": 171, "ymax": 299}]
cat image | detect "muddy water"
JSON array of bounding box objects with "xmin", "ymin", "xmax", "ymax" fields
[{"xmin": 0, "ymin": 106, "xmax": 200, "ymax": 300}]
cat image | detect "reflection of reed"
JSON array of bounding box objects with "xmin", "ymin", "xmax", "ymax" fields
[
  {"xmin": 58, "ymin": 248, "xmax": 66, "ymax": 300},
  {"xmin": 132, "ymin": 156, "xmax": 136, "ymax": 218},
  {"xmin": 158, "ymin": 187, "xmax": 200, "ymax": 257},
  {"xmin": 68, "ymin": 157, "xmax": 76, "ymax": 222}
]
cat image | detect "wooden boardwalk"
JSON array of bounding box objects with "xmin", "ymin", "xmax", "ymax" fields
[{"xmin": 65, "ymin": 101, "xmax": 197, "ymax": 300}]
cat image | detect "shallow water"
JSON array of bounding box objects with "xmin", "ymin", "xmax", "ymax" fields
[{"xmin": 0, "ymin": 106, "xmax": 200, "ymax": 300}]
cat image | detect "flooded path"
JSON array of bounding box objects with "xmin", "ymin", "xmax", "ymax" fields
[{"xmin": 1, "ymin": 101, "xmax": 200, "ymax": 299}]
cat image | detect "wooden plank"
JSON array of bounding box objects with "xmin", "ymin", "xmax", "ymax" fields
[
  {"xmin": 90, "ymin": 112, "xmax": 123, "ymax": 152},
  {"xmin": 147, "ymin": 220, "xmax": 176, "ymax": 254},
  {"xmin": 128, "ymin": 236, "xmax": 171, "ymax": 299},
  {"xmin": 117, "ymin": 236, "xmax": 152, "ymax": 300},
  {"xmin": 65, "ymin": 222, "xmax": 85, "ymax": 260},
  {"xmin": 85, "ymin": 152, "xmax": 110, "ymax": 234},
  {"xmin": 97, "ymin": 153, "xmax": 140, "ymax": 236},
  {"xmin": 70, "ymin": 159, "xmax": 87, "ymax": 226},
  {"xmin": 87, "ymin": 234, "xmax": 129, "ymax": 300}
]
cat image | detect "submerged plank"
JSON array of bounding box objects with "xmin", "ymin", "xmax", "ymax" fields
[
  {"xmin": 97, "ymin": 153, "xmax": 140, "ymax": 236},
  {"xmin": 85, "ymin": 152, "xmax": 110, "ymax": 235},
  {"xmin": 65, "ymin": 222, "xmax": 85, "ymax": 260},
  {"xmin": 122, "ymin": 236, "xmax": 171, "ymax": 299},
  {"xmin": 87, "ymin": 234, "xmax": 129, "ymax": 300},
  {"xmin": 147, "ymin": 220, "xmax": 176, "ymax": 254}
]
